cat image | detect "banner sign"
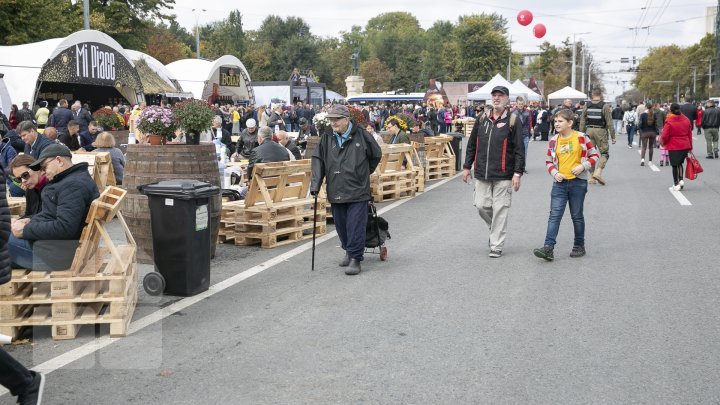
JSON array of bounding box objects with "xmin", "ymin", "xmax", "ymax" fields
[{"xmin": 219, "ymin": 67, "xmax": 243, "ymax": 87}]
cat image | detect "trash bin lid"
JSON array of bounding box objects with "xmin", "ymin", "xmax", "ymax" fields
[{"xmin": 138, "ymin": 179, "xmax": 220, "ymax": 199}]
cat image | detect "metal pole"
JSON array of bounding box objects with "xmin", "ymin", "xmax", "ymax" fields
[
  {"xmin": 693, "ymin": 66, "xmax": 697, "ymax": 95},
  {"xmin": 676, "ymin": 81, "xmax": 680, "ymax": 103},
  {"xmin": 571, "ymin": 34, "xmax": 577, "ymax": 89},
  {"xmin": 83, "ymin": 0, "xmax": 90, "ymax": 30},
  {"xmin": 311, "ymin": 194, "xmax": 318, "ymax": 271},
  {"xmin": 709, "ymin": 59, "xmax": 713, "ymax": 93},
  {"xmin": 507, "ymin": 35, "xmax": 512, "ymax": 79},
  {"xmin": 581, "ymin": 47, "xmax": 586, "ymax": 93}
]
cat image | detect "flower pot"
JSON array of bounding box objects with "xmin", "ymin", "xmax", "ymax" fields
[{"xmin": 147, "ymin": 134, "xmax": 164, "ymax": 145}]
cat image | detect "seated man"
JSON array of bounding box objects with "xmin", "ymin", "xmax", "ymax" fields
[
  {"xmin": 411, "ymin": 121, "xmax": 434, "ymax": 137},
  {"xmin": 246, "ymin": 127, "xmax": 291, "ymax": 180},
  {"xmin": 18, "ymin": 120, "xmax": 54, "ymax": 159},
  {"xmin": 42, "ymin": 126, "xmax": 60, "ymax": 144},
  {"xmin": 276, "ymin": 131, "xmax": 301, "ymax": 160},
  {"xmin": 58, "ymin": 120, "xmax": 81, "ymax": 150},
  {"xmin": 296, "ymin": 117, "xmax": 318, "ymax": 151},
  {"xmin": 234, "ymin": 118, "xmax": 259, "ymax": 160},
  {"xmin": 78, "ymin": 120, "xmax": 99, "ymax": 151},
  {"xmin": 9, "ymin": 144, "xmax": 99, "ymax": 271}
]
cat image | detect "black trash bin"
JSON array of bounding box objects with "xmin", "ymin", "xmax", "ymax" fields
[
  {"xmin": 447, "ymin": 132, "xmax": 464, "ymax": 172},
  {"xmin": 139, "ymin": 179, "xmax": 220, "ymax": 296}
]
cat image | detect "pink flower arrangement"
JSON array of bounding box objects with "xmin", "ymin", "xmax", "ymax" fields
[{"xmin": 136, "ymin": 105, "xmax": 177, "ymax": 139}]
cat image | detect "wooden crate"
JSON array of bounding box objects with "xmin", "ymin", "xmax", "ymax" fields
[
  {"xmin": 8, "ymin": 197, "xmax": 25, "ymax": 216},
  {"xmin": 217, "ymin": 160, "xmax": 327, "ymax": 248},
  {"xmin": 0, "ymin": 187, "xmax": 137, "ymax": 341},
  {"xmin": 370, "ymin": 144, "xmax": 417, "ymax": 203}
]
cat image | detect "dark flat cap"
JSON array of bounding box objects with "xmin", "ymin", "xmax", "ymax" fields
[
  {"xmin": 29, "ymin": 144, "xmax": 72, "ymax": 170},
  {"xmin": 326, "ymin": 104, "xmax": 350, "ymax": 118},
  {"xmin": 491, "ymin": 86, "xmax": 510, "ymax": 96}
]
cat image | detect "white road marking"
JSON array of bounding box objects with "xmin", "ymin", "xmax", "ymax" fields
[
  {"xmin": 0, "ymin": 175, "xmax": 461, "ymax": 397},
  {"xmin": 648, "ymin": 162, "xmax": 660, "ymax": 172},
  {"xmin": 669, "ymin": 186, "xmax": 692, "ymax": 206}
]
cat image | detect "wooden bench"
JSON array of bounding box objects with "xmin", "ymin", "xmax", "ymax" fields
[
  {"xmin": 0, "ymin": 186, "xmax": 137, "ymax": 341},
  {"xmin": 370, "ymin": 144, "xmax": 417, "ymax": 203},
  {"xmin": 72, "ymin": 151, "xmax": 117, "ymax": 190},
  {"xmin": 218, "ymin": 160, "xmax": 327, "ymax": 248}
]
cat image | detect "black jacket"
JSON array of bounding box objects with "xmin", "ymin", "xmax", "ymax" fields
[
  {"xmin": 284, "ymin": 139, "xmax": 301, "ymax": 160},
  {"xmin": 464, "ymin": 108, "xmax": 525, "ymax": 181},
  {"xmin": 679, "ymin": 102, "xmax": 697, "ymax": 127},
  {"xmin": 268, "ymin": 112, "xmax": 283, "ymax": 129},
  {"xmin": 310, "ymin": 122, "xmax": 382, "ymax": 203},
  {"xmin": 49, "ymin": 107, "xmax": 74, "ymax": 132},
  {"xmin": 22, "ymin": 162, "xmax": 100, "ymax": 270},
  {"xmin": 247, "ymin": 140, "xmax": 291, "ymax": 180},
  {"xmin": 24, "ymin": 133, "xmax": 55, "ymax": 159},
  {"xmin": 22, "ymin": 187, "xmax": 42, "ymax": 219},
  {"xmin": 74, "ymin": 108, "xmax": 93, "ymax": 132},
  {"xmin": 701, "ymin": 107, "xmax": 720, "ymax": 129},
  {"xmin": 3, "ymin": 130, "xmax": 25, "ymax": 153},
  {"xmin": 0, "ymin": 170, "xmax": 11, "ymax": 284},
  {"xmin": 59, "ymin": 131, "xmax": 81, "ymax": 151},
  {"xmin": 237, "ymin": 128, "xmax": 259, "ymax": 158}
]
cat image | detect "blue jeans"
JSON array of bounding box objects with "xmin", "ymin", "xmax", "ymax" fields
[
  {"xmin": 523, "ymin": 135, "xmax": 530, "ymax": 158},
  {"xmin": 543, "ymin": 178, "xmax": 587, "ymax": 248},
  {"xmin": 331, "ymin": 201, "xmax": 368, "ymax": 260},
  {"xmin": 627, "ymin": 125, "xmax": 636, "ymax": 146},
  {"xmin": 8, "ymin": 236, "xmax": 51, "ymax": 270}
]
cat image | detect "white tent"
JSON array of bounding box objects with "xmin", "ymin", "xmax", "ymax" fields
[
  {"xmin": 512, "ymin": 79, "xmax": 543, "ymax": 102},
  {"xmin": 467, "ymin": 74, "xmax": 527, "ymax": 101},
  {"xmin": 166, "ymin": 56, "xmax": 254, "ymax": 103},
  {"xmin": 547, "ymin": 86, "xmax": 587, "ymax": 104},
  {"xmin": 124, "ymin": 49, "xmax": 190, "ymax": 97},
  {"xmin": 0, "ymin": 30, "xmax": 144, "ymax": 112}
]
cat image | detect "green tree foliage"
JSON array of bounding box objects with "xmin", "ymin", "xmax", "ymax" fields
[
  {"xmin": 528, "ymin": 41, "xmax": 572, "ymax": 96},
  {"xmin": 88, "ymin": 0, "xmax": 176, "ymax": 49},
  {"xmin": 360, "ymin": 57, "xmax": 392, "ymax": 92},
  {"xmin": 364, "ymin": 12, "xmax": 425, "ymax": 91},
  {"xmin": 454, "ymin": 13, "xmax": 510, "ymax": 80},
  {"xmin": 0, "ymin": 0, "xmax": 81, "ymax": 45},
  {"xmin": 202, "ymin": 10, "xmax": 246, "ymax": 61},
  {"xmin": 144, "ymin": 23, "xmax": 191, "ymax": 64},
  {"xmin": 635, "ymin": 45, "xmax": 687, "ymax": 102}
]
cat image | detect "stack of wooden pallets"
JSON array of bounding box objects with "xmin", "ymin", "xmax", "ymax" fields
[
  {"xmin": 422, "ymin": 135, "xmax": 456, "ymax": 181},
  {"xmin": 217, "ymin": 160, "xmax": 326, "ymax": 248},
  {"xmin": 7, "ymin": 197, "xmax": 25, "ymax": 216},
  {"xmin": 0, "ymin": 187, "xmax": 137, "ymax": 341},
  {"xmin": 370, "ymin": 144, "xmax": 417, "ymax": 203},
  {"xmin": 72, "ymin": 151, "xmax": 117, "ymax": 190}
]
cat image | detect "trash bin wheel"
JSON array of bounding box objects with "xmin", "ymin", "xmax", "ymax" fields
[
  {"xmin": 380, "ymin": 246, "xmax": 388, "ymax": 261},
  {"xmin": 143, "ymin": 272, "xmax": 165, "ymax": 296}
]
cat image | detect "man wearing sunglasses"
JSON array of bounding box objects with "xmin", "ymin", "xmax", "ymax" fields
[{"xmin": 8, "ymin": 144, "xmax": 99, "ymax": 271}]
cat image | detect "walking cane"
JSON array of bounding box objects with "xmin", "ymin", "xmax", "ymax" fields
[{"xmin": 311, "ymin": 193, "xmax": 318, "ymax": 271}]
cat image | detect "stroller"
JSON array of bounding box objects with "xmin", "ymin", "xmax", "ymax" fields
[{"xmin": 365, "ymin": 201, "xmax": 390, "ymax": 260}]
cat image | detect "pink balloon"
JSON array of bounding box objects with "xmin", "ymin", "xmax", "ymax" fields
[
  {"xmin": 517, "ymin": 10, "xmax": 533, "ymax": 26},
  {"xmin": 533, "ymin": 23, "xmax": 546, "ymax": 39}
]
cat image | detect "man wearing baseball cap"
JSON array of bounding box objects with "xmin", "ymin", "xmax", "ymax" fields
[
  {"xmin": 310, "ymin": 104, "xmax": 382, "ymax": 275},
  {"xmin": 297, "ymin": 117, "xmax": 318, "ymax": 152},
  {"xmin": 8, "ymin": 144, "xmax": 99, "ymax": 270},
  {"xmin": 462, "ymin": 85, "xmax": 525, "ymax": 258}
]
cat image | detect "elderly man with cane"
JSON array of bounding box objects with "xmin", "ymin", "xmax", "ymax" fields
[{"xmin": 310, "ymin": 105, "xmax": 381, "ymax": 275}]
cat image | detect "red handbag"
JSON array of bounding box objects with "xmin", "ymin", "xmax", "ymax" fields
[{"xmin": 685, "ymin": 152, "xmax": 703, "ymax": 180}]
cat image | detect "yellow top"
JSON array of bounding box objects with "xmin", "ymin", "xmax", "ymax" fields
[
  {"xmin": 556, "ymin": 131, "xmax": 582, "ymax": 179},
  {"xmin": 232, "ymin": 110, "xmax": 240, "ymax": 122}
]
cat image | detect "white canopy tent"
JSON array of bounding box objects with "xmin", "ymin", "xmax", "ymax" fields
[
  {"xmin": 0, "ymin": 30, "xmax": 144, "ymax": 112},
  {"xmin": 467, "ymin": 74, "xmax": 527, "ymax": 101},
  {"xmin": 547, "ymin": 86, "xmax": 588, "ymax": 105},
  {"xmin": 124, "ymin": 49, "xmax": 190, "ymax": 97},
  {"xmin": 166, "ymin": 55, "xmax": 254, "ymax": 104},
  {"xmin": 512, "ymin": 79, "xmax": 543, "ymax": 102}
]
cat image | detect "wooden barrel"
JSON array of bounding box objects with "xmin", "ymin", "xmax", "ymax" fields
[{"xmin": 122, "ymin": 143, "xmax": 221, "ymax": 264}]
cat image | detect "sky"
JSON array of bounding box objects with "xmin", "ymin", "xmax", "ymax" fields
[{"xmin": 170, "ymin": 0, "xmax": 716, "ymax": 100}]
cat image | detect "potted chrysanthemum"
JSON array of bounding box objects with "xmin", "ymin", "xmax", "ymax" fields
[
  {"xmin": 172, "ymin": 99, "xmax": 214, "ymax": 145},
  {"xmin": 135, "ymin": 105, "xmax": 176, "ymax": 145}
]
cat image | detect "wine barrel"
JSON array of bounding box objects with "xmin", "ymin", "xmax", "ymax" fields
[{"xmin": 122, "ymin": 143, "xmax": 221, "ymax": 264}]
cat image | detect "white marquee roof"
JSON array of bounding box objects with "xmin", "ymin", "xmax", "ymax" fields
[
  {"xmin": 166, "ymin": 55, "xmax": 254, "ymax": 103},
  {"xmin": 512, "ymin": 79, "xmax": 543, "ymax": 102},
  {"xmin": 0, "ymin": 30, "xmax": 138, "ymax": 112},
  {"xmin": 547, "ymin": 86, "xmax": 588, "ymax": 103},
  {"xmin": 467, "ymin": 74, "xmax": 527, "ymax": 101}
]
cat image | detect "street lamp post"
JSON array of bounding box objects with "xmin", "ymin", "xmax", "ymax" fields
[
  {"xmin": 653, "ymin": 80, "xmax": 680, "ymax": 103},
  {"xmin": 192, "ymin": 8, "xmax": 206, "ymax": 59},
  {"xmin": 571, "ymin": 32, "xmax": 591, "ymax": 90}
]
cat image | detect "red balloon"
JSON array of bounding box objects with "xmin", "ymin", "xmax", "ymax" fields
[
  {"xmin": 533, "ymin": 23, "xmax": 546, "ymax": 39},
  {"xmin": 517, "ymin": 10, "xmax": 533, "ymax": 26}
]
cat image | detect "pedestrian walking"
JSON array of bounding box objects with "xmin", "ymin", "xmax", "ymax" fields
[
  {"xmin": 638, "ymin": 104, "xmax": 659, "ymax": 166},
  {"xmin": 533, "ymin": 109, "xmax": 600, "ymax": 261},
  {"xmin": 660, "ymin": 103, "xmax": 693, "ymax": 191},
  {"xmin": 623, "ymin": 107, "xmax": 637, "ymax": 148},
  {"xmin": 310, "ymin": 104, "xmax": 382, "ymax": 275},
  {"xmin": 700, "ymin": 100, "xmax": 720, "ymax": 159},
  {"xmin": 462, "ymin": 86, "xmax": 525, "ymax": 258},
  {"xmin": 579, "ymin": 88, "xmax": 615, "ymax": 185}
]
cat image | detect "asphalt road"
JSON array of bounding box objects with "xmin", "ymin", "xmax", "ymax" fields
[{"xmin": 3, "ymin": 133, "xmax": 720, "ymax": 404}]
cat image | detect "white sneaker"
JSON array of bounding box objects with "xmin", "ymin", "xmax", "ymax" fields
[
  {"xmin": 640, "ymin": 159, "xmax": 645, "ymax": 166},
  {"xmin": 679, "ymin": 180, "xmax": 685, "ymax": 187},
  {"xmin": 671, "ymin": 185, "xmax": 681, "ymax": 191}
]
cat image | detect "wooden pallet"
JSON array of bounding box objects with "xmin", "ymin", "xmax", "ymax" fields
[
  {"xmin": 408, "ymin": 147, "xmax": 425, "ymax": 192},
  {"xmin": 423, "ymin": 136, "xmax": 456, "ymax": 181},
  {"xmin": 72, "ymin": 151, "xmax": 117, "ymax": 190},
  {"xmin": 370, "ymin": 144, "xmax": 417, "ymax": 203},
  {"xmin": 217, "ymin": 161, "xmax": 327, "ymax": 247},
  {"xmin": 0, "ymin": 187, "xmax": 137, "ymax": 341},
  {"xmin": 8, "ymin": 197, "xmax": 25, "ymax": 216}
]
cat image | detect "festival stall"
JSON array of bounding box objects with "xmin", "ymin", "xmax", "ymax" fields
[
  {"xmin": 546, "ymin": 86, "xmax": 588, "ymax": 105},
  {"xmin": 467, "ymin": 74, "xmax": 527, "ymax": 101},
  {"xmin": 251, "ymin": 69, "xmax": 327, "ymax": 106},
  {"xmin": 166, "ymin": 55, "xmax": 255, "ymax": 105},
  {"xmin": 124, "ymin": 50, "xmax": 192, "ymax": 105},
  {"xmin": 512, "ymin": 79, "xmax": 543, "ymax": 102},
  {"xmin": 0, "ymin": 30, "xmax": 144, "ymax": 112}
]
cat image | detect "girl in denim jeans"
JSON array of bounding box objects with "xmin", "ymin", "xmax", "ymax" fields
[{"xmin": 534, "ymin": 109, "xmax": 600, "ymax": 261}]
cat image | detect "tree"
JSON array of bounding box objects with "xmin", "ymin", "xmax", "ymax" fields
[
  {"xmin": 635, "ymin": 45, "xmax": 687, "ymax": 102},
  {"xmin": 0, "ymin": 0, "xmax": 81, "ymax": 45},
  {"xmin": 144, "ymin": 24, "xmax": 191, "ymax": 64},
  {"xmin": 527, "ymin": 41, "xmax": 572, "ymax": 97},
  {"xmin": 202, "ymin": 10, "xmax": 246, "ymax": 60},
  {"xmin": 360, "ymin": 57, "xmax": 392, "ymax": 92},
  {"xmin": 364, "ymin": 12, "xmax": 425, "ymax": 91},
  {"xmin": 454, "ymin": 13, "xmax": 510, "ymax": 81}
]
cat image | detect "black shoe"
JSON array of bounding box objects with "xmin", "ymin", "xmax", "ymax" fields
[
  {"xmin": 715, "ymin": 151, "xmax": 719, "ymax": 158},
  {"xmin": 339, "ymin": 253, "xmax": 350, "ymax": 267},
  {"xmin": 533, "ymin": 246, "xmax": 554, "ymax": 261},
  {"xmin": 706, "ymin": 155, "xmax": 714, "ymax": 159},
  {"xmin": 18, "ymin": 372, "xmax": 44, "ymax": 405},
  {"xmin": 570, "ymin": 245, "xmax": 586, "ymax": 258},
  {"xmin": 345, "ymin": 259, "xmax": 361, "ymax": 275}
]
